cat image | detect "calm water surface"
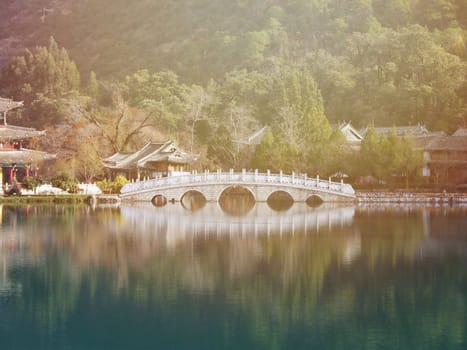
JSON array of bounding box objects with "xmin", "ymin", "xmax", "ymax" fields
[{"xmin": 0, "ymin": 202, "xmax": 466, "ymax": 350}]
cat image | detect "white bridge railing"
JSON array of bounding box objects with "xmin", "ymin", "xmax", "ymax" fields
[{"xmin": 121, "ymin": 170, "xmax": 355, "ymax": 196}]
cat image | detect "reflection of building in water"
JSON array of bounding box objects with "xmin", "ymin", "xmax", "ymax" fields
[
  {"xmin": 0, "ymin": 205, "xmax": 30, "ymax": 295},
  {"xmin": 118, "ymin": 203, "xmax": 357, "ymax": 247},
  {"xmin": 417, "ymin": 206, "xmax": 467, "ymax": 258},
  {"xmin": 357, "ymin": 204, "xmax": 467, "ymax": 258}
]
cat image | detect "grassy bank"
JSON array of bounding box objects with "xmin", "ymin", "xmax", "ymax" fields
[{"xmin": 0, "ymin": 195, "xmax": 92, "ymax": 204}]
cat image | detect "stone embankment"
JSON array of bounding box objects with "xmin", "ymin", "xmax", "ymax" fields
[{"xmin": 357, "ymin": 192, "xmax": 467, "ymax": 204}]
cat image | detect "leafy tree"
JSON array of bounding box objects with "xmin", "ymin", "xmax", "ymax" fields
[
  {"xmin": 84, "ymin": 85, "xmax": 153, "ymax": 153},
  {"xmin": 272, "ymin": 66, "xmax": 332, "ymax": 148},
  {"xmin": 373, "ymin": 0, "xmax": 412, "ymax": 28},
  {"xmin": 51, "ymin": 172, "xmax": 79, "ymax": 193},
  {"xmin": 395, "ymin": 133, "xmax": 425, "ymax": 188},
  {"xmin": 219, "ymin": 69, "xmax": 274, "ymax": 125},
  {"xmin": 97, "ymin": 175, "xmax": 129, "ymax": 194},
  {"xmin": 207, "ymin": 125, "xmax": 235, "ymax": 169},
  {"xmin": 358, "ymin": 125, "xmax": 425, "ymax": 187},
  {"xmin": 194, "ymin": 119, "xmax": 213, "ymax": 145},
  {"xmin": 74, "ymin": 141, "xmax": 104, "ymax": 183},
  {"xmin": 252, "ymin": 129, "xmax": 276, "ymax": 171},
  {"xmin": 320, "ymin": 128, "xmax": 350, "ymax": 177},
  {"xmin": 85, "ymin": 71, "xmax": 99, "ymax": 99},
  {"xmin": 309, "ymin": 50, "xmax": 357, "ymax": 124},
  {"xmin": 182, "ymin": 84, "xmax": 215, "ymax": 153},
  {"xmin": 1, "ymin": 37, "xmax": 80, "ymax": 102},
  {"xmin": 413, "ymin": 0, "xmax": 459, "ymax": 29},
  {"xmin": 0, "ymin": 0, "xmax": 466, "ymax": 179},
  {"xmin": 252, "ymin": 129, "xmax": 300, "ymax": 172},
  {"xmin": 21, "ymin": 94, "xmax": 71, "ymax": 128},
  {"xmin": 125, "ymin": 70, "xmax": 189, "ymax": 133},
  {"xmin": 21, "ymin": 176, "xmax": 46, "ymax": 191},
  {"xmin": 359, "ymin": 124, "xmax": 386, "ymax": 182}
]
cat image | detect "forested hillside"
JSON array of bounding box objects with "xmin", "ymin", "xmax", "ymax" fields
[
  {"xmin": 0, "ymin": 0, "xmax": 465, "ymax": 182},
  {"xmin": 1, "ymin": 0, "xmax": 466, "ymax": 127}
]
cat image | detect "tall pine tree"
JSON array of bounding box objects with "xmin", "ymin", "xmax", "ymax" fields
[{"xmin": 0, "ymin": 37, "xmax": 80, "ymax": 102}]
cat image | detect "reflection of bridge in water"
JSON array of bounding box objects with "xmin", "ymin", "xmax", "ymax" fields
[{"xmin": 117, "ymin": 203, "xmax": 357, "ymax": 243}]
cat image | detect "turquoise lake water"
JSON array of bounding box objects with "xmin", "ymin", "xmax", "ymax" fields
[{"xmin": 0, "ymin": 203, "xmax": 466, "ymax": 349}]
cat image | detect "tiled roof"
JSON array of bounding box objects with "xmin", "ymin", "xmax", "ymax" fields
[
  {"xmin": 103, "ymin": 141, "xmax": 196, "ymax": 169},
  {"xmin": 424, "ymin": 136, "xmax": 467, "ymax": 151},
  {"xmin": 414, "ymin": 134, "xmax": 445, "ymax": 149},
  {"xmin": 0, "ymin": 98, "xmax": 23, "ymax": 113},
  {"xmin": 360, "ymin": 124, "xmax": 429, "ymax": 137},
  {"xmin": 140, "ymin": 150, "xmax": 195, "ymax": 166},
  {"xmin": 102, "ymin": 152, "xmax": 134, "ymax": 165},
  {"xmin": 0, "ymin": 148, "xmax": 56, "ymax": 164},
  {"xmin": 452, "ymin": 128, "xmax": 467, "ymax": 137},
  {"xmin": 336, "ymin": 122, "xmax": 364, "ymax": 141},
  {"xmin": 0, "ymin": 125, "xmax": 46, "ymax": 142},
  {"xmin": 103, "ymin": 142, "xmax": 168, "ymax": 169}
]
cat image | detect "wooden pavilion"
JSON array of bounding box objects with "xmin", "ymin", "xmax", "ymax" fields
[
  {"xmin": 0, "ymin": 98, "xmax": 56, "ymax": 186},
  {"xmin": 102, "ymin": 141, "xmax": 196, "ymax": 180}
]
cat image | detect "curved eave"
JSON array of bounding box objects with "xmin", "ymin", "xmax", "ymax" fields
[
  {"xmin": 103, "ymin": 165, "xmax": 133, "ymax": 171},
  {"xmin": 0, "ymin": 149, "xmax": 56, "ymax": 164},
  {"xmin": 139, "ymin": 157, "xmax": 194, "ymax": 167},
  {"xmin": 0, "ymin": 99, "xmax": 23, "ymax": 113},
  {"xmin": 0, "ymin": 131, "xmax": 46, "ymax": 142}
]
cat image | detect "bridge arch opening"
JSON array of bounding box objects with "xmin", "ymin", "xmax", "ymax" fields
[
  {"xmin": 267, "ymin": 191, "xmax": 294, "ymax": 211},
  {"xmin": 219, "ymin": 185, "xmax": 255, "ymax": 216},
  {"xmin": 306, "ymin": 194, "xmax": 324, "ymax": 207},
  {"xmin": 181, "ymin": 190, "xmax": 207, "ymax": 211},
  {"xmin": 152, "ymin": 195, "xmax": 168, "ymax": 207}
]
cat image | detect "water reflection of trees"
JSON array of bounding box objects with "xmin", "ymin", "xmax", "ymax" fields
[{"xmin": 0, "ymin": 204, "xmax": 466, "ymax": 349}]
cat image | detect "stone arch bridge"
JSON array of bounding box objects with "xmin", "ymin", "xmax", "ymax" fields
[{"xmin": 120, "ymin": 170, "xmax": 356, "ymax": 203}]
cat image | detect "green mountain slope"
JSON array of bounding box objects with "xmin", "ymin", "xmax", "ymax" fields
[{"xmin": 1, "ymin": 0, "xmax": 466, "ymax": 129}]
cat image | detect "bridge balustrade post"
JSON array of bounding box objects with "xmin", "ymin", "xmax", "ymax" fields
[
  {"xmin": 292, "ymin": 172, "xmax": 295, "ymax": 184},
  {"xmin": 341, "ymin": 179, "xmax": 344, "ymax": 192},
  {"xmin": 267, "ymin": 169, "xmax": 270, "ymax": 182},
  {"xmin": 316, "ymin": 175, "xmax": 319, "ymax": 187},
  {"xmin": 254, "ymin": 169, "xmax": 258, "ymax": 182},
  {"xmin": 280, "ymin": 170, "xmax": 283, "ymax": 183},
  {"xmin": 217, "ymin": 169, "xmax": 221, "ymax": 181},
  {"xmin": 304, "ymin": 173, "xmax": 307, "ymax": 186},
  {"xmin": 329, "ymin": 177, "xmax": 331, "ymax": 188},
  {"xmin": 242, "ymin": 168, "xmax": 246, "ymax": 181}
]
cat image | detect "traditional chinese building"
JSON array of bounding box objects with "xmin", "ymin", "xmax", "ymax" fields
[
  {"xmin": 0, "ymin": 98, "xmax": 55, "ymax": 185},
  {"xmin": 416, "ymin": 128, "xmax": 467, "ymax": 187},
  {"xmin": 102, "ymin": 141, "xmax": 196, "ymax": 180},
  {"xmin": 334, "ymin": 122, "xmax": 364, "ymax": 151},
  {"xmin": 359, "ymin": 123, "xmax": 436, "ymax": 137}
]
